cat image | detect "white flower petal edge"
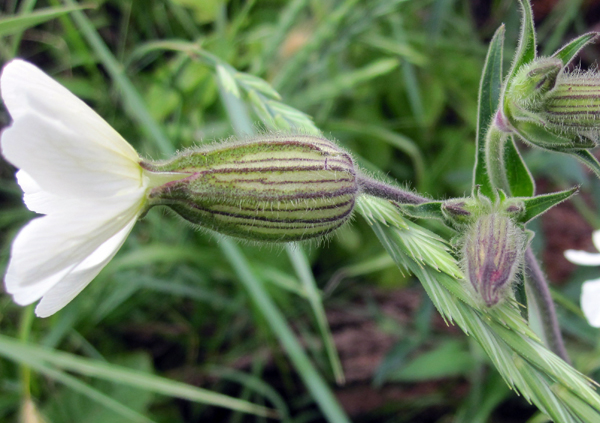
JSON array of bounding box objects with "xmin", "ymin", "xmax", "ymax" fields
[
  {"xmin": 581, "ymin": 279, "xmax": 600, "ymax": 328},
  {"xmin": 0, "ymin": 59, "xmax": 153, "ymax": 317},
  {"xmin": 592, "ymin": 230, "xmax": 600, "ymax": 253},
  {"xmin": 564, "ymin": 229, "xmax": 600, "ymax": 328},
  {"xmin": 564, "ymin": 249, "xmax": 600, "ymax": 266}
]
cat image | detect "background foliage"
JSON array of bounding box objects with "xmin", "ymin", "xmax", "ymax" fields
[{"xmin": 1, "ymin": 0, "xmax": 600, "ymax": 422}]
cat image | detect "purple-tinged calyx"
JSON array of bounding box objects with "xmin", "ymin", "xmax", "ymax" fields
[{"xmin": 463, "ymin": 213, "xmax": 524, "ymax": 307}]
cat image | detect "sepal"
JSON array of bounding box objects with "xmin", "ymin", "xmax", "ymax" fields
[
  {"xmin": 552, "ymin": 32, "xmax": 599, "ymax": 67},
  {"xmin": 515, "ymin": 186, "xmax": 578, "ymax": 224}
]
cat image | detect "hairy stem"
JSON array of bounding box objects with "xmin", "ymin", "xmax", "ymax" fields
[
  {"xmin": 485, "ymin": 124, "xmax": 510, "ymax": 195},
  {"xmin": 357, "ymin": 175, "xmax": 428, "ymax": 204},
  {"xmin": 524, "ymin": 247, "xmax": 570, "ymax": 363}
]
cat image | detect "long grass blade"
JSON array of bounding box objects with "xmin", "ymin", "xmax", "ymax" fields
[
  {"xmin": 0, "ymin": 335, "xmax": 278, "ymax": 419},
  {"xmin": 286, "ymin": 244, "xmax": 345, "ymax": 385}
]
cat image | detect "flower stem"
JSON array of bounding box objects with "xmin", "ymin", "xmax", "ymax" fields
[
  {"xmin": 524, "ymin": 247, "xmax": 570, "ymax": 363},
  {"xmin": 484, "ymin": 124, "xmax": 511, "ymax": 195},
  {"xmin": 357, "ymin": 175, "xmax": 428, "ymax": 204},
  {"xmin": 18, "ymin": 305, "xmax": 34, "ymax": 398}
]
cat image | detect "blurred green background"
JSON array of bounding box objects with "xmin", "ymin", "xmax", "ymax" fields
[{"xmin": 1, "ymin": 0, "xmax": 600, "ymax": 422}]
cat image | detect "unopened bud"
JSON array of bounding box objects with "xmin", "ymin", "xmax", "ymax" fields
[
  {"xmin": 505, "ymin": 58, "xmax": 600, "ymax": 148},
  {"xmin": 508, "ymin": 58, "xmax": 562, "ymax": 109},
  {"xmin": 463, "ymin": 213, "xmax": 524, "ymax": 306},
  {"xmin": 541, "ymin": 71, "xmax": 600, "ymax": 144},
  {"xmin": 143, "ymin": 134, "xmax": 358, "ymax": 242}
]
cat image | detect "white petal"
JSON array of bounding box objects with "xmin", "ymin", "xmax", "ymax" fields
[
  {"xmin": 0, "ymin": 59, "xmax": 138, "ymax": 161},
  {"xmin": 2, "ymin": 112, "xmax": 142, "ymax": 199},
  {"xmin": 16, "ymin": 170, "xmax": 82, "ymax": 214},
  {"xmin": 4, "ymin": 191, "xmax": 144, "ymax": 296},
  {"xmin": 34, "ymin": 218, "xmax": 136, "ymax": 317},
  {"xmin": 581, "ymin": 279, "xmax": 600, "ymax": 327},
  {"xmin": 564, "ymin": 249, "xmax": 600, "ymax": 266},
  {"xmin": 11, "ymin": 265, "xmax": 75, "ymax": 305},
  {"xmin": 592, "ymin": 230, "xmax": 600, "ymax": 253}
]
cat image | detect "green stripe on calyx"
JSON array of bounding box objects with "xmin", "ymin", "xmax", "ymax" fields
[
  {"xmin": 143, "ymin": 134, "xmax": 358, "ymax": 242},
  {"xmin": 544, "ymin": 72, "xmax": 600, "ymax": 136},
  {"xmin": 505, "ymin": 58, "xmax": 600, "ymax": 147}
]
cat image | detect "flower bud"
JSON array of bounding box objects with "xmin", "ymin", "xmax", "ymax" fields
[
  {"xmin": 541, "ymin": 71, "xmax": 600, "ymax": 144},
  {"xmin": 508, "ymin": 58, "xmax": 562, "ymax": 109},
  {"xmin": 504, "ymin": 58, "xmax": 600, "ymax": 148},
  {"xmin": 143, "ymin": 134, "xmax": 358, "ymax": 242},
  {"xmin": 463, "ymin": 213, "xmax": 524, "ymax": 306}
]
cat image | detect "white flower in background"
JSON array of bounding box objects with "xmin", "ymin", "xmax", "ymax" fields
[
  {"xmin": 564, "ymin": 230, "xmax": 600, "ymax": 327},
  {"xmin": 0, "ymin": 59, "xmax": 181, "ymax": 317}
]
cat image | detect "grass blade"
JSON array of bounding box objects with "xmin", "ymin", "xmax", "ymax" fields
[
  {"xmin": 220, "ymin": 238, "xmax": 351, "ymax": 423},
  {"xmin": 0, "ymin": 335, "xmax": 277, "ymax": 419},
  {"xmin": 0, "ymin": 4, "xmax": 89, "ymax": 38},
  {"xmin": 286, "ymin": 244, "xmax": 345, "ymax": 385},
  {"xmin": 62, "ymin": 0, "xmax": 174, "ymax": 156}
]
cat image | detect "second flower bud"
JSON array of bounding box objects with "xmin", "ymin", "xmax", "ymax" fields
[
  {"xmin": 463, "ymin": 213, "xmax": 525, "ymax": 307},
  {"xmin": 143, "ymin": 134, "xmax": 359, "ymax": 242}
]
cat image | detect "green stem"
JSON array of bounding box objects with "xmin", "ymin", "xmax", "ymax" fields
[
  {"xmin": 524, "ymin": 247, "xmax": 570, "ymax": 363},
  {"xmin": 484, "ymin": 125, "xmax": 510, "ymax": 196},
  {"xmin": 18, "ymin": 305, "xmax": 35, "ymax": 398}
]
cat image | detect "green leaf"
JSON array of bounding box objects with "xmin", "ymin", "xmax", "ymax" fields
[
  {"xmin": 503, "ymin": 135, "xmax": 535, "ymax": 197},
  {"xmin": 286, "ymin": 244, "xmax": 345, "ymax": 385},
  {"xmin": 474, "ymin": 25, "xmax": 505, "ymax": 198},
  {"xmin": 552, "ymin": 32, "xmax": 599, "ymax": 66},
  {"xmin": 0, "ymin": 335, "xmax": 277, "ymax": 419},
  {"xmin": 63, "ymin": 1, "xmax": 174, "ymax": 156},
  {"xmin": 506, "ymin": 0, "xmax": 537, "ymax": 87},
  {"xmin": 397, "ymin": 201, "xmax": 445, "ymax": 220},
  {"xmin": 517, "ymin": 187, "xmax": 578, "ymax": 224},
  {"xmin": 291, "ymin": 58, "xmax": 399, "ymax": 107},
  {"xmin": 34, "ymin": 361, "xmax": 155, "ymax": 423},
  {"xmin": 387, "ymin": 340, "xmax": 474, "ymax": 382},
  {"xmin": 219, "ymin": 238, "xmax": 351, "ymax": 423},
  {"xmin": 0, "ymin": 5, "xmax": 89, "ymax": 37},
  {"xmin": 568, "ymin": 149, "xmax": 600, "ymax": 180},
  {"xmin": 43, "ymin": 353, "xmax": 156, "ymax": 423}
]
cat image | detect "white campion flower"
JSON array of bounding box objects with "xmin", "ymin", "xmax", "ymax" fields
[
  {"xmin": 564, "ymin": 230, "xmax": 600, "ymax": 327},
  {"xmin": 0, "ymin": 59, "xmax": 183, "ymax": 317}
]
